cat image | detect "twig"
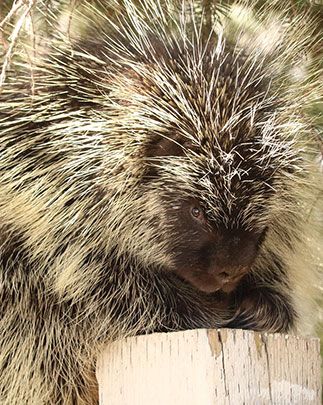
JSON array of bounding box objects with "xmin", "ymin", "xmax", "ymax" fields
[
  {"xmin": 0, "ymin": 0, "xmax": 24, "ymax": 29},
  {"xmin": 0, "ymin": 0, "xmax": 36, "ymax": 89}
]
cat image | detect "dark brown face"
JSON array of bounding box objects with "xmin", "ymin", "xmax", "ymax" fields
[{"xmin": 166, "ymin": 199, "xmax": 265, "ymax": 294}]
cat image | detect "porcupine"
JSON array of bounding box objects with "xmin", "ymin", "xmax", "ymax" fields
[{"xmin": 0, "ymin": 0, "xmax": 321, "ymax": 404}]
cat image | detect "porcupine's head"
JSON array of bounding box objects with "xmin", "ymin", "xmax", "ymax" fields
[{"xmin": 95, "ymin": 1, "xmax": 316, "ymax": 296}]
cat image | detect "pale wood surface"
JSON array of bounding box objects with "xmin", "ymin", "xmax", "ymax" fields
[{"xmin": 96, "ymin": 329, "xmax": 321, "ymax": 405}]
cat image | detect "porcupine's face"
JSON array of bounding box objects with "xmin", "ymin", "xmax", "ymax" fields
[
  {"xmin": 146, "ymin": 133, "xmax": 269, "ymax": 294},
  {"xmin": 165, "ymin": 199, "xmax": 266, "ymax": 294}
]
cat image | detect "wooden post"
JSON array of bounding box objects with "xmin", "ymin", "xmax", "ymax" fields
[{"xmin": 96, "ymin": 329, "xmax": 321, "ymax": 404}]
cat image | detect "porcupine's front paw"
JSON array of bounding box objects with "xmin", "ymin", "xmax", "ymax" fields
[{"xmin": 227, "ymin": 288, "xmax": 295, "ymax": 333}]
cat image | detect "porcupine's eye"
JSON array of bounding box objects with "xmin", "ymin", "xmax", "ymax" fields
[{"xmin": 190, "ymin": 206, "xmax": 204, "ymax": 221}]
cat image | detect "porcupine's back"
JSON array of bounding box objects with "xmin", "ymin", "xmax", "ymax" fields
[{"xmin": 0, "ymin": 1, "xmax": 321, "ymax": 404}]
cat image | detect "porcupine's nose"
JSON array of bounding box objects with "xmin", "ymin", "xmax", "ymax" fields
[
  {"xmin": 207, "ymin": 248, "xmax": 253, "ymax": 288},
  {"xmin": 209, "ymin": 264, "xmax": 240, "ymax": 282},
  {"xmin": 218, "ymin": 271, "xmax": 230, "ymax": 279},
  {"xmin": 208, "ymin": 229, "xmax": 260, "ymax": 282},
  {"xmin": 207, "ymin": 262, "xmax": 247, "ymax": 293},
  {"xmin": 217, "ymin": 271, "xmax": 234, "ymax": 288}
]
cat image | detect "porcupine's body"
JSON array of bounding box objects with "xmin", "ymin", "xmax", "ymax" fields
[{"xmin": 0, "ymin": 1, "xmax": 321, "ymax": 404}]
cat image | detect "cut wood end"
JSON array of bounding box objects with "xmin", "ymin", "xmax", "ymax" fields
[{"xmin": 97, "ymin": 329, "xmax": 321, "ymax": 405}]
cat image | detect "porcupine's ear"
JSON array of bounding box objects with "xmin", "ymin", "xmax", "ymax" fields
[
  {"xmin": 142, "ymin": 132, "xmax": 194, "ymax": 182},
  {"xmin": 145, "ymin": 133, "xmax": 190, "ymax": 158}
]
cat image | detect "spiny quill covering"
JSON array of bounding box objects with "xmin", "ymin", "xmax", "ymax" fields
[{"xmin": 0, "ymin": 0, "xmax": 321, "ymax": 404}]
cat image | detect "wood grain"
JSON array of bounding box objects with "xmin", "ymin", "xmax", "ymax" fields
[{"xmin": 96, "ymin": 329, "xmax": 321, "ymax": 404}]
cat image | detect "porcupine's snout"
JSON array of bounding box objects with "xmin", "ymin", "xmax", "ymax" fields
[{"xmin": 174, "ymin": 228, "xmax": 262, "ymax": 294}]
